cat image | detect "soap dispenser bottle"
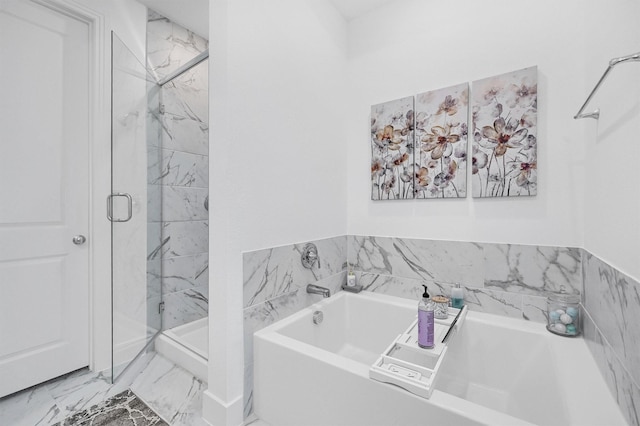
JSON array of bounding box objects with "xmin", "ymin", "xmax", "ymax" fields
[
  {"xmin": 418, "ymin": 285, "xmax": 435, "ymax": 349},
  {"xmin": 451, "ymin": 283, "xmax": 464, "ymax": 309}
]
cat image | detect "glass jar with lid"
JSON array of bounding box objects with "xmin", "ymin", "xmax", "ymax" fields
[{"xmin": 546, "ymin": 291, "xmax": 581, "ymax": 337}]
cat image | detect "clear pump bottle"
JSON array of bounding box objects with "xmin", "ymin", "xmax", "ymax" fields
[
  {"xmin": 451, "ymin": 283, "xmax": 464, "ymax": 309},
  {"xmin": 418, "ymin": 285, "xmax": 435, "ymax": 349}
]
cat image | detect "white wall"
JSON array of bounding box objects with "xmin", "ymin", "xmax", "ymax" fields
[
  {"xmin": 582, "ymin": 0, "xmax": 640, "ymax": 281},
  {"xmin": 205, "ymin": 0, "xmax": 348, "ymax": 424},
  {"xmin": 346, "ymin": 0, "xmax": 589, "ymax": 248}
]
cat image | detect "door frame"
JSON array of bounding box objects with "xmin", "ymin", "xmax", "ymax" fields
[{"xmin": 32, "ymin": 0, "xmax": 112, "ymax": 373}]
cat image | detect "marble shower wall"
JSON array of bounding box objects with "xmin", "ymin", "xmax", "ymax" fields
[
  {"xmin": 348, "ymin": 235, "xmax": 582, "ymax": 323},
  {"xmin": 242, "ymin": 235, "xmax": 348, "ymax": 417},
  {"xmin": 583, "ymin": 252, "xmax": 640, "ymax": 426},
  {"xmin": 147, "ymin": 11, "xmax": 209, "ymax": 330}
]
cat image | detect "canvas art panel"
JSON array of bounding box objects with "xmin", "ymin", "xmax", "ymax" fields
[
  {"xmin": 471, "ymin": 66, "xmax": 538, "ymax": 198},
  {"xmin": 371, "ymin": 96, "xmax": 415, "ymax": 200},
  {"xmin": 415, "ymin": 83, "xmax": 469, "ymax": 199}
]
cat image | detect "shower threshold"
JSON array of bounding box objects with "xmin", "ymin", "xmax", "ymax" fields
[{"xmin": 155, "ymin": 318, "xmax": 208, "ymax": 382}]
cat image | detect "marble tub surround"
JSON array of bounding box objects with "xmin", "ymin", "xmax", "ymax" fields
[
  {"xmin": 347, "ymin": 235, "xmax": 484, "ymax": 287},
  {"xmin": 583, "ymin": 252, "xmax": 640, "ymax": 426},
  {"xmin": 358, "ymin": 272, "xmax": 549, "ymax": 323},
  {"xmin": 483, "ymin": 243, "xmax": 582, "ymax": 296},
  {"xmin": 242, "ymin": 235, "xmax": 348, "ymax": 417},
  {"xmin": 243, "ymin": 271, "xmax": 347, "ymax": 417},
  {"xmin": 348, "ymin": 235, "xmax": 582, "ymax": 305},
  {"xmin": 243, "ymin": 235, "xmax": 348, "ymax": 308}
]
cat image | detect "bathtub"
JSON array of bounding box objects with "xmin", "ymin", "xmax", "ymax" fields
[{"xmin": 253, "ymin": 291, "xmax": 626, "ymax": 426}]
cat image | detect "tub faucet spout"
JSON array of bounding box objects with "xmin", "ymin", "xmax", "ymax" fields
[{"xmin": 307, "ymin": 284, "xmax": 330, "ymax": 298}]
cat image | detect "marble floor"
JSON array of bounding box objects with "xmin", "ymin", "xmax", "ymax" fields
[
  {"xmin": 0, "ymin": 350, "xmax": 275, "ymax": 426},
  {"xmin": 0, "ymin": 351, "xmax": 207, "ymax": 426}
]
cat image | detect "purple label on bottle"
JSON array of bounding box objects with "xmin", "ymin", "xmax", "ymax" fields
[{"xmin": 418, "ymin": 310, "xmax": 434, "ymax": 348}]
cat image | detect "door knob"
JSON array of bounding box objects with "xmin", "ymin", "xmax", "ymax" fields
[{"xmin": 72, "ymin": 235, "xmax": 87, "ymax": 245}]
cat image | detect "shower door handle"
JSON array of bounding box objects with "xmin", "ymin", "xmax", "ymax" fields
[{"xmin": 107, "ymin": 193, "xmax": 133, "ymax": 222}]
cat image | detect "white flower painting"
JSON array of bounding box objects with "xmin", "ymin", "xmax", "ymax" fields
[
  {"xmin": 371, "ymin": 96, "xmax": 415, "ymax": 200},
  {"xmin": 415, "ymin": 83, "xmax": 468, "ymax": 199},
  {"xmin": 471, "ymin": 66, "xmax": 538, "ymax": 197}
]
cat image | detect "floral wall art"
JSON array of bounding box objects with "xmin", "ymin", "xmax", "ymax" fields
[
  {"xmin": 415, "ymin": 83, "xmax": 468, "ymax": 198},
  {"xmin": 371, "ymin": 96, "xmax": 415, "ymax": 200},
  {"xmin": 370, "ymin": 66, "xmax": 538, "ymax": 201},
  {"xmin": 471, "ymin": 66, "xmax": 538, "ymax": 198}
]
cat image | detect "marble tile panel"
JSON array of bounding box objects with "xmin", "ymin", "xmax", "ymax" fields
[
  {"xmin": 244, "ymin": 414, "xmax": 272, "ymax": 426},
  {"xmin": 146, "ymin": 14, "xmax": 207, "ymax": 83},
  {"xmin": 583, "ymin": 251, "xmax": 640, "ymax": 386},
  {"xmin": 147, "ymin": 87, "xmax": 163, "ymax": 150},
  {"xmin": 147, "ymin": 149, "xmax": 164, "ymax": 186},
  {"xmin": 130, "ymin": 353, "xmax": 207, "ymax": 426},
  {"xmin": 464, "ymin": 287, "xmax": 523, "ymax": 319},
  {"xmin": 0, "ymin": 383, "xmax": 62, "ymax": 426},
  {"xmin": 147, "ymin": 296, "xmax": 163, "ymax": 334},
  {"xmin": 348, "ymin": 235, "xmax": 484, "ymax": 287},
  {"xmin": 243, "ymin": 288, "xmax": 310, "ymax": 417},
  {"xmin": 521, "ymin": 294, "xmax": 548, "ymax": 323},
  {"xmin": 162, "ymin": 61, "xmax": 208, "ymax": 123},
  {"xmin": 358, "ymin": 272, "xmax": 451, "ymax": 301},
  {"xmin": 161, "ymin": 186, "xmax": 208, "ymax": 222},
  {"xmin": 147, "ymin": 183, "xmax": 162, "ymax": 223},
  {"xmin": 162, "ymin": 285, "xmax": 208, "ymax": 330},
  {"xmin": 584, "ymin": 312, "xmax": 640, "ymax": 426},
  {"xmin": 45, "ymin": 369, "xmax": 113, "ymax": 420},
  {"xmin": 148, "ymin": 223, "xmax": 169, "ymax": 261},
  {"xmin": 170, "ymin": 21, "xmax": 208, "ymax": 54},
  {"xmin": 162, "ymin": 253, "xmax": 209, "ymax": 294},
  {"xmin": 243, "ymin": 272, "xmax": 345, "ymax": 416},
  {"xmin": 243, "ymin": 245, "xmax": 296, "ymax": 308},
  {"xmin": 161, "ymin": 220, "xmax": 208, "ymax": 259},
  {"xmin": 161, "ymin": 115, "xmax": 208, "ymax": 156},
  {"xmin": 294, "ymin": 236, "xmax": 348, "ymax": 283},
  {"xmin": 153, "ymin": 150, "xmax": 208, "ymax": 188},
  {"xmin": 484, "ymin": 243, "xmax": 582, "ymax": 296},
  {"xmin": 243, "ymin": 236, "xmax": 346, "ymax": 308}
]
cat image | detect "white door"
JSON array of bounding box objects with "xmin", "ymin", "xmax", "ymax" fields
[{"xmin": 0, "ymin": 0, "xmax": 89, "ymax": 397}]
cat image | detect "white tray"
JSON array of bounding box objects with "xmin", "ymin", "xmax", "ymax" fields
[{"xmin": 369, "ymin": 305, "xmax": 468, "ymax": 399}]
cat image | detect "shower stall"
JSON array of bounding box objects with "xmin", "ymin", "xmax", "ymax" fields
[{"xmin": 110, "ymin": 11, "xmax": 209, "ymax": 381}]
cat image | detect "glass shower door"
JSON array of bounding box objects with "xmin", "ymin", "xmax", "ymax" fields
[{"xmin": 110, "ymin": 32, "xmax": 162, "ymax": 381}]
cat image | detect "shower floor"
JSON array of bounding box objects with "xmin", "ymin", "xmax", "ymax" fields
[{"xmin": 155, "ymin": 318, "xmax": 208, "ymax": 382}]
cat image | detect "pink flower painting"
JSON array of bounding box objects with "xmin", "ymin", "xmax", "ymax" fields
[
  {"xmin": 471, "ymin": 67, "xmax": 537, "ymax": 197},
  {"xmin": 371, "ymin": 96, "xmax": 414, "ymax": 200},
  {"xmin": 415, "ymin": 83, "xmax": 468, "ymax": 199}
]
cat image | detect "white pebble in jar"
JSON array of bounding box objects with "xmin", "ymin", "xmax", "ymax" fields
[
  {"xmin": 560, "ymin": 313, "xmax": 573, "ymax": 325},
  {"xmin": 554, "ymin": 323, "xmax": 567, "ymax": 333}
]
